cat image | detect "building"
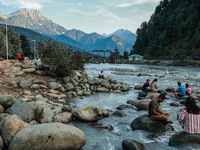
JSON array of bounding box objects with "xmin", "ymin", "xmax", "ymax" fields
[{"xmin": 129, "ymin": 54, "xmax": 144, "ymax": 61}]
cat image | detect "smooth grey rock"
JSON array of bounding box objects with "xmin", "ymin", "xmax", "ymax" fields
[
  {"xmin": 145, "ymin": 92, "xmax": 160, "ymax": 99},
  {"xmin": 40, "ymin": 107, "xmax": 55, "ymax": 123},
  {"xmin": 30, "ymin": 84, "xmax": 40, "ymax": 90},
  {"xmin": 90, "ymin": 86, "xmax": 97, "ymax": 92},
  {"xmin": 122, "ymin": 139, "xmax": 144, "ymax": 150},
  {"xmin": 0, "ymin": 95, "xmax": 14, "ymax": 109},
  {"xmin": 83, "ymin": 91, "xmax": 91, "ymax": 96},
  {"xmin": 62, "ymin": 103, "xmax": 77, "ymax": 112},
  {"xmin": 100, "ymin": 82, "xmax": 112, "ymax": 90},
  {"xmin": 116, "ymin": 104, "xmax": 133, "ymax": 110},
  {"xmin": 88, "ymin": 78, "xmax": 100, "ymax": 85},
  {"xmin": 138, "ymin": 92, "xmax": 148, "ymax": 98},
  {"xmin": 169, "ymin": 132, "xmax": 200, "ymax": 146},
  {"xmin": 131, "ymin": 114, "xmax": 174, "ymax": 133},
  {"xmin": 134, "ymin": 85, "xmax": 143, "ymax": 90},
  {"xmin": 9, "ymin": 123, "xmax": 87, "ymax": 150},
  {"xmin": 96, "ymin": 87, "xmax": 109, "ymax": 92},
  {"xmin": 63, "ymin": 76, "xmax": 71, "ymax": 83},
  {"xmin": 22, "ymin": 68, "xmax": 35, "ymax": 73},
  {"xmin": 113, "ymin": 110, "xmax": 127, "ymax": 117},
  {"xmin": 0, "ymin": 136, "xmax": 3, "ymax": 149},
  {"xmin": 0, "ymin": 113, "xmax": 10, "ymax": 122},
  {"xmin": 33, "ymin": 80, "xmax": 45, "ymax": 84},
  {"xmin": 0, "ymin": 105, "xmax": 4, "ymax": 113},
  {"xmin": 72, "ymin": 105, "xmax": 103, "ymax": 122},
  {"xmin": 128, "ymin": 99, "xmax": 151, "ymax": 111},
  {"xmin": 6, "ymin": 100, "xmax": 34, "ymax": 123}
]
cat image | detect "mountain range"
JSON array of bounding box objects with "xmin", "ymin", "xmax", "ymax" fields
[{"xmin": 0, "ymin": 9, "xmax": 136, "ymax": 54}]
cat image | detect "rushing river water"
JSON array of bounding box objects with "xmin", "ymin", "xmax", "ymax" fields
[{"xmin": 68, "ymin": 63, "xmax": 200, "ymax": 150}]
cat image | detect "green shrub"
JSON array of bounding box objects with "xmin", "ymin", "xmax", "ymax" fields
[{"xmin": 37, "ymin": 40, "xmax": 88, "ymax": 77}]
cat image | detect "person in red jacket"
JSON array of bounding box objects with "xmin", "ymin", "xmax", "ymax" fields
[{"xmin": 17, "ymin": 54, "xmax": 23, "ymax": 62}]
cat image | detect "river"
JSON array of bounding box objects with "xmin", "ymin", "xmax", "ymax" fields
[{"xmin": 68, "ymin": 63, "xmax": 200, "ymax": 150}]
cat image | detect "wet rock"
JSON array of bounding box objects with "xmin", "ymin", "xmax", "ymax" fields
[
  {"xmin": 134, "ymin": 85, "xmax": 143, "ymax": 90},
  {"xmin": 65, "ymin": 83, "xmax": 74, "ymax": 91},
  {"xmin": 138, "ymin": 92, "xmax": 148, "ymax": 98},
  {"xmin": 169, "ymin": 132, "xmax": 200, "ymax": 146},
  {"xmin": 113, "ymin": 110, "xmax": 126, "ymax": 117},
  {"xmin": 122, "ymin": 139, "xmax": 144, "ymax": 150},
  {"xmin": 145, "ymin": 92, "xmax": 160, "ymax": 99},
  {"xmin": 72, "ymin": 105, "xmax": 103, "ymax": 122},
  {"xmin": 121, "ymin": 84, "xmax": 130, "ymax": 91},
  {"xmin": 170, "ymin": 103, "xmax": 182, "ymax": 107},
  {"xmin": 0, "ymin": 115, "xmax": 29, "ymax": 146},
  {"xmin": 180, "ymin": 100, "xmax": 186, "ymax": 105},
  {"xmin": 131, "ymin": 114, "xmax": 174, "ymax": 133},
  {"xmin": 92, "ymin": 124, "xmax": 114, "ymax": 131},
  {"xmin": 49, "ymin": 82, "xmax": 59, "ymax": 90},
  {"xmin": 96, "ymin": 87, "xmax": 109, "ymax": 92},
  {"xmin": 165, "ymin": 87, "xmax": 174, "ymax": 92},
  {"xmin": 103, "ymin": 110, "xmax": 109, "ymax": 117},
  {"xmin": 146, "ymin": 133, "xmax": 159, "ymax": 140},
  {"xmin": 6, "ymin": 100, "xmax": 34, "ymax": 123},
  {"xmin": 0, "ymin": 95, "xmax": 14, "ymax": 109},
  {"xmin": 53, "ymin": 112, "xmax": 72, "ymax": 124},
  {"xmin": 116, "ymin": 104, "xmax": 133, "ymax": 110},
  {"xmin": 128, "ymin": 99, "xmax": 151, "ymax": 111},
  {"xmin": 9, "ymin": 123, "xmax": 87, "ymax": 150}
]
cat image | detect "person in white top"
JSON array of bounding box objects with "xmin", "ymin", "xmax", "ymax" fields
[
  {"xmin": 31, "ymin": 58, "xmax": 41, "ymax": 67},
  {"xmin": 98, "ymin": 71, "xmax": 104, "ymax": 79}
]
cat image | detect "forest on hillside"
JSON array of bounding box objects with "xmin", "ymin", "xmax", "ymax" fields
[{"xmin": 132, "ymin": 0, "xmax": 200, "ymax": 59}]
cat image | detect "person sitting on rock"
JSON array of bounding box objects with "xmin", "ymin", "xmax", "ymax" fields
[
  {"xmin": 173, "ymin": 82, "xmax": 185, "ymax": 98},
  {"xmin": 148, "ymin": 94, "xmax": 173, "ymax": 124},
  {"xmin": 32, "ymin": 58, "xmax": 41, "ymax": 67},
  {"xmin": 185, "ymin": 84, "xmax": 191, "ymax": 95},
  {"xmin": 150, "ymin": 79, "xmax": 162, "ymax": 94},
  {"xmin": 98, "ymin": 71, "xmax": 104, "ymax": 79},
  {"xmin": 142, "ymin": 79, "xmax": 151, "ymax": 92},
  {"xmin": 177, "ymin": 97, "xmax": 200, "ymax": 133}
]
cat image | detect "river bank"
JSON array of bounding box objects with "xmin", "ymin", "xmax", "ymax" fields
[{"xmin": 119, "ymin": 59, "xmax": 200, "ymax": 67}]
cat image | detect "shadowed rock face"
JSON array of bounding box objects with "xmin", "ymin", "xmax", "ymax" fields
[
  {"xmin": 131, "ymin": 114, "xmax": 174, "ymax": 133},
  {"xmin": 122, "ymin": 139, "xmax": 144, "ymax": 150},
  {"xmin": 8, "ymin": 123, "xmax": 87, "ymax": 150},
  {"xmin": 169, "ymin": 132, "xmax": 200, "ymax": 146}
]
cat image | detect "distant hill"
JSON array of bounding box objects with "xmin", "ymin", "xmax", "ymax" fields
[
  {"xmin": 0, "ymin": 9, "xmax": 132, "ymax": 53},
  {"xmin": 133, "ymin": 0, "xmax": 200, "ymax": 59}
]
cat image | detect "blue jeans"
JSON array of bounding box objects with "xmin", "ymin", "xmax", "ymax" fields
[{"xmin": 144, "ymin": 89, "xmax": 151, "ymax": 92}]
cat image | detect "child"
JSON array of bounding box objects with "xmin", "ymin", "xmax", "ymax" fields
[{"xmin": 186, "ymin": 84, "xmax": 191, "ymax": 95}]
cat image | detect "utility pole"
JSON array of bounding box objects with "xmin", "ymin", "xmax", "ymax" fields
[
  {"xmin": 31, "ymin": 40, "xmax": 36, "ymax": 59},
  {"xmin": 6, "ymin": 16, "xmax": 8, "ymax": 60}
]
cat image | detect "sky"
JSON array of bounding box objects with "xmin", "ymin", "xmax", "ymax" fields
[{"xmin": 0, "ymin": 0, "xmax": 161, "ymax": 34}]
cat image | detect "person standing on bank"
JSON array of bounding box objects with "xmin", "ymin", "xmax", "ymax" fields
[
  {"xmin": 143, "ymin": 79, "xmax": 151, "ymax": 92},
  {"xmin": 173, "ymin": 82, "xmax": 185, "ymax": 98},
  {"xmin": 177, "ymin": 97, "xmax": 200, "ymax": 133},
  {"xmin": 98, "ymin": 71, "xmax": 104, "ymax": 79},
  {"xmin": 149, "ymin": 94, "xmax": 173, "ymax": 124},
  {"xmin": 150, "ymin": 79, "xmax": 162, "ymax": 94}
]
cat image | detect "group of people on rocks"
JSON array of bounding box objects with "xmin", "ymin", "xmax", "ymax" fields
[
  {"xmin": 145, "ymin": 78, "xmax": 200, "ymax": 135},
  {"xmin": 17, "ymin": 53, "xmax": 41, "ymax": 67},
  {"xmin": 142, "ymin": 79, "xmax": 191, "ymax": 98}
]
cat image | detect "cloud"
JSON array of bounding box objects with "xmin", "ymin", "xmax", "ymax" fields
[
  {"xmin": 0, "ymin": 0, "xmax": 53, "ymax": 9},
  {"xmin": 115, "ymin": 0, "xmax": 160, "ymax": 8}
]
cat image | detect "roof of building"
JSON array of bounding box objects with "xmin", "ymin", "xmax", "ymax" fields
[{"xmin": 129, "ymin": 54, "xmax": 143, "ymax": 58}]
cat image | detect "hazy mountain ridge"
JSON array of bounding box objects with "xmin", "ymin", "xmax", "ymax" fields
[{"xmin": 0, "ymin": 9, "xmax": 133, "ymax": 53}]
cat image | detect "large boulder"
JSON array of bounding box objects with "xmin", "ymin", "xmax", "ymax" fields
[
  {"xmin": 134, "ymin": 85, "xmax": 143, "ymax": 90},
  {"xmin": 0, "ymin": 115, "xmax": 29, "ymax": 146},
  {"xmin": 169, "ymin": 132, "xmax": 200, "ymax": 146},
  {"xmin": 113, "ymin": 110, "xmax": 126, "ymax": 117},
  {"xmin": 0, "ymin": 95, "xmax": 14, "ymax": 108},
  {"xmin": 53, "ymin": 112, "xmax": 72, "ymax": 124},
  {"xmin": 48, "ymin": 82, "xmax": 59, "ymax": 90},
  {"xmin": 145, "ymin": 92, "xmax": 160, "ymax": 99},
  {"xmin": 9, "ymin": 123, "xmax": 87, "ymax": 150},
  {"xmin": 72, "ymin": 105, "xmax": 103, "ymax": 122},
  {"xmin": 121, "ymin": 84, "xmax": 130, "ymax": 91},
  {"xmin": 40, "ymin": 106, "xmax": 55, "ymax": 123},
  {"xmin": 138, "ymin": 92, "xmax": 148, "ymax": 98},
  {"xmin": 131, "ymin": 114, "xmax": 174, "ymax": 133},
  {"xmin": 6, "ymin": 100, "xmax": 34, "ymax": 123},
  {"xmin": 122, "ymin": 139, "xmax": 144, "ymax": 150},
  {"xmin": 165, "ymin": 87, "xmax": 174, "ymax": 92},
  {"xmin": 88, "ymin": 78, "xmax": 100, "ymax": 85},
  {"xmin": 128, "ymin": 99, "xmax": 152, "ymax": 111},
  {"xmin": 100, "ymin": 82, "xmax": 112, "ymax": 90}
]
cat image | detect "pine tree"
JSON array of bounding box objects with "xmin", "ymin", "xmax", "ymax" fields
[{"xmin": 20, "ymin": 35, "xmax": 32, "ymax": 58}]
